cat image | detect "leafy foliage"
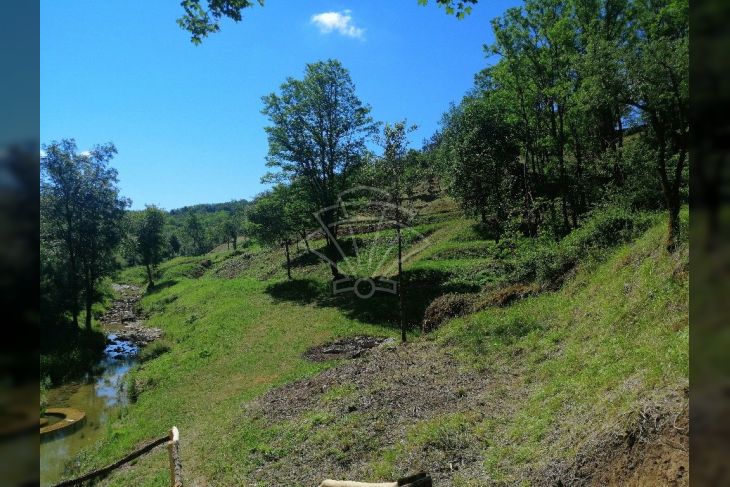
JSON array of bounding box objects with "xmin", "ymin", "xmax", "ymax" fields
[
  {"xmin": 137, "ymin": 206, "xmax": 167, "ymax": 287},
  {"xmin": 41, "ymin": 139, "xmax": 129, "ymax": 329}
]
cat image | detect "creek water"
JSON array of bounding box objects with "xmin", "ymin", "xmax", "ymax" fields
[{"xmin": 40, "ymin": 335, "xmax": 139, "ymax": 487}]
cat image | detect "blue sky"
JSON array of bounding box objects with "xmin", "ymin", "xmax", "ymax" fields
[{"xmin": 41, "ymin": 0, "xmax": 518, "ymax": 210}]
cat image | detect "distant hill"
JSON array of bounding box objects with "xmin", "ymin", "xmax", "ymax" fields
[{"xmin": 168, "ymin": 199, "xmax": 249, "ymax": 216}]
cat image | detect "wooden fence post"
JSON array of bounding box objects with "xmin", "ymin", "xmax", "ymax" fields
[{"xmin": 168, "ymin": 426, "xmax": 183, "ymax": 487}]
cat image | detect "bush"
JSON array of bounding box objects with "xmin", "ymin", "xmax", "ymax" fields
[
  {"xmin": 40, "ymin": 326, "xmax": 107, "ymax": 383},
  {"xmin": 422, "ymin": 293, "xmax": 477, "ymax": 333},
  {"xmin": 126, "ymin": 369, "xmax": 157, "ymax": 403},
  {"xmin": 507, "ymin": 207, "xmax": 657, "ymax": 286}
]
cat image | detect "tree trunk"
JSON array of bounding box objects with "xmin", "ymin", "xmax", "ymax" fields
[
  {"xmin": 284, "ymin": 240, "xmax": 292, "ymax": 280},
  {"xmin": 69, "ymin": 254, "xmax": 79, "ymax": 328},
  {"xmin": 326, "ymin": 225, "xmax": 343, "ymax": 280},
  {"xmin": 232, "ymin": 235, "xmax": 237, "ymax": 250},
  {"xmin": 397, "ymin": 225, "xmax": 405, "ymax": 343},
  {"xmin": 84, "ymin": 270, "xmax": 93, "ymax": 331},
  {"xmin": 651, "ymin": 113, "xmax": 685, "ymax": 252},
  {"xmin": 666, "ymin": 200, "xmax": 680, "ymax": 252},
  {"xmin": 146, "ymin": 264, "xmax": 154, "ymax": 288}
]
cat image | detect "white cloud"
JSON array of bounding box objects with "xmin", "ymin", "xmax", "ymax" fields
[
  {"xmin": 80, "ymin": 150, "xmax": 91, "ymax": 157},
  {"xmin": 311, "ymin": 10, "xmax": 365, "ymax": 39}
]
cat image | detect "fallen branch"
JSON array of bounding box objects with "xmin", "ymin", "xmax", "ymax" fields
[{"xmin": 51, "ymin": 434, "xmax": 170, "ymax": 487}]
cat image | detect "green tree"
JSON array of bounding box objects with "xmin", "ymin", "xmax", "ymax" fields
[
  {"xmin": 223, "ymin": 204, "xmax": 245, "ymax": 250},
  {"xmin": 185, "ymin": 213, "xmax": 206, "ymax": 255},
  {"xmin": 286, "ymin": 179, "xmax": 318, "ymax": 252},
  {"xmin": 440, "ymin": 94, "xmax": 520, "ymax": 239},
  {"xmin": 374, "ymin": 121, "xmax": 418, "ymax": 342},
  {"xmin": 41, "ymin": 139, "xmax": 129, "ymax": 330},
  {"xmin": 169, "ymin": 234, "xmax": 181, "ymax": 255},
  {"xmin": 623, "ymin": 0, "xmax": 689, "ymax": 250},
  {"xmin": 137, "ymin": 206, "xmax": 166, "ymax": 288},
  {"xmin": 248, "ymin": 185, "xmax": 297, "ymax": 279},
  {"xmin": 261, "ymin": 59, "xmax": 378, "ymax": 279}
]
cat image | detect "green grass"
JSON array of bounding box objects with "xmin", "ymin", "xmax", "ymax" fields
[
  {"xmin": 63, "ymin": 200, "xmax": 687, "ymax": 486},
  {"xmin": 72, "ymin": 251, "xmax": 400, "ymax": 485},
  {"xmin": 430, "ymin": 210, "xmax": 688, "ymax": 482}
]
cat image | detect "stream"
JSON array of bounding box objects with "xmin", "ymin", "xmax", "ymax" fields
[{"xmin": 40, "ymin": 284, "xmax": 158, "ymax": 487}]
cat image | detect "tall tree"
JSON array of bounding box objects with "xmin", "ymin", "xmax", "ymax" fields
[
  {"xmin": 374, "ymin": 121, "xmax": 417, "ymax": 342},
  {"xmin": 223, "ymin": 204, "xmax": 245, "ymax": 250},
  {"xmin": 624, "ymin": 0, "xmax": 689, "ymax": 250},
  {"xmin": 261, "ymin": 59, "xmax": 378, "ymax": 279},
  {"xmin": 137, "ymin": 206, "xmax": 166, "ymax": 288},
  {"xmin": 439, "ymin": 93, "xmax": 520, "ymax": 239},
  {"xmin": 185, "ymin": 213, "xmax": 206, "ymax": 255},
  {"xmin": 169, "ymin": 234, "xmax": 181, "ymax": 255},
  {"xmin": 41, "ymin": 139, "xmax": 129, "ymax": 330}
]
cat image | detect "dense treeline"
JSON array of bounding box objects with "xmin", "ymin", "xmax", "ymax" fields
[
  {"xmin": 247, "ymin": 0, "xmax": 687, "ymax": 280},
  {"xmin": 430, "ymin": 0, "xmax": 688, "ymax": 248},
  {"xmin": 41, "ymin": 140, "xmax": 129, "ymax": 330},
  {"xmin": 41, "ymin": 140, "xmax": 248, "ymax": 337},
  {"xmin": 121, "ymin": 199, "xmax": 249, "ymax": 266}
]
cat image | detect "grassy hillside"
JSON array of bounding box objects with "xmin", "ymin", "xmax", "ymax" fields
[
  {"xmin": 65, "ymin": 199, "xmax": 688, "ymax": 486},
  {"xmin": 431, "ymin": 213, "xmax": 688, "ymax": 484}
]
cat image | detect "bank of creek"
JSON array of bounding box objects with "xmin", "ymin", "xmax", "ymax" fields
[{"xmin": 40, "ymin": 284, "xmax": 162, "ymax": 487}]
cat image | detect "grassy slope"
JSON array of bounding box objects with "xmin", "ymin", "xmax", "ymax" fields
[
  {"xmin": 68, "ymin": 200, "xmax": 687, "ymax": 486},
  {"xmin": 432, "ymin": 213, "xmax": 688, "ymax": 483},
  {"xmin": 73, "ymin": 256, "xmax": 399, "ymax": 485}
]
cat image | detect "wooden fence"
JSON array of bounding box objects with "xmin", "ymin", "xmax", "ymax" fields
[
  {"xmin": 51, "ymin": 426, "xmax": 182, "ymax": 487},
  {"xmin": 51, "ymin": 426, "xmax": 431, "ymax": 487}
]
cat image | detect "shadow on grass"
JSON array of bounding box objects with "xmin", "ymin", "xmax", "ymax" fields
[
  {"xmin": 289, "ymin": 251, "xmax": 321, "ymax": 268},
  {"xmin": 471, "ymin": 222, "xmax": 501, "ymax": 241},
  {"xmin": 288, "ymin": 238, "xmax": 366, "ymax": 269},
  {"xmin": 265, "ymin": 268, "xmax": 479, "ymax": 329},
  {"xmin": 146, "ymin": 279, "xmax": 178, "ymax": 294}
]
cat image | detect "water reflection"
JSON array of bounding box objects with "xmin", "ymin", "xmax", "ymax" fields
[{"xmin": 39, "ymin": 335, "xmax": 138, "ymax": 486}]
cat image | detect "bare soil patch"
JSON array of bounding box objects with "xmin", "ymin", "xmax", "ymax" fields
[
  {"xmin": 303, "ymin": 335, "xmax": 393, "ymax": 362},
  {"xmin": 244, "ymin": 341, "xmax": 687, "ymax": 487},
  {"xmin": 246, "ymin": 342, "xmax": 500, "ymax": 486},
  {"xmin": 537, "ymin": 388, "xmax": 689, "ymax": 487}
]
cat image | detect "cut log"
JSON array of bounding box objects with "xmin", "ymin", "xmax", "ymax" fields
[{"xmin": 319, "ymin": 481, "xmax": 397, "ymax": 487}]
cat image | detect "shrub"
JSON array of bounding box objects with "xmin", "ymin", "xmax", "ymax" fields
[
  {"xmin": 126, "ymin": 370, "xmax": 157, "ymax": 403},
  {"xmin": 507, "ymin": 207, "xmax": 657, "ymax": 286},
  {"xmin": 480, "ymin": 283, "xmax": 539, "ymax": 307},
  {"xmin": 40, "ymin": 326, "xmax": 107, "ymax": 383},
  {"xmin": 422, "ymin": 293, "xmax": 477, "ymax": 333}
]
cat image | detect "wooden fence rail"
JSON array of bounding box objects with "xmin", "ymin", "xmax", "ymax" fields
[{"xmin": 51, "ymin": 426, "xmax": 182, "ymax": 487}]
